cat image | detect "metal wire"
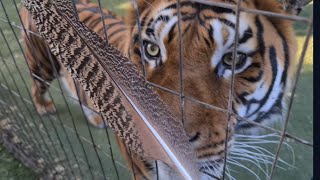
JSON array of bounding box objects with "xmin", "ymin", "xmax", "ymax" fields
[
  {"xmin": 2, "ymin": 1, "xmax": 80, "ymax": 177},
  {"xmin": 132, "ymin": 0, "xmax": 147, "ymax": 77},
  {"xmin": 176, "ymin": 0, "xmax": 186, "ymax": 126},
  {"xmin": 97, "ymin": 0, "xmax": 109, "ymax": 40},
  {"xmin": 222, "ymin": 0, "xmax": 242, "ymax": 178},
  {"xmin": 0, "ymin": 44, "xmax": 55, "ymax": 163},
  {"xmin": 0, "ymin": 96, "xmax": 49, "ymax": 177},
  {"xmin": 0, "ymin": 32, "xmax": 66, "ymax": 175},
  {"xmin": 0, "ymin": 59, "xmax": 51, "ymax": 164}
]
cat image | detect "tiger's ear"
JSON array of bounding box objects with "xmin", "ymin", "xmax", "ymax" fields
[
  {"xmin": 254, "ymin": 0, "xmax": 311, "ymax": 15},
  {"xmin": 133, "ymin": 0, "xmax": 156, "ymax": 14},
  {"xmin": 280, "ymin": 0, "xmax": 312, "ymax": 15}
]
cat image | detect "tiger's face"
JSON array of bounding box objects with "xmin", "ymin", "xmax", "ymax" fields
[{"xmin": 127, "ymin": 0, "xmax": 296, "ymax": 175}]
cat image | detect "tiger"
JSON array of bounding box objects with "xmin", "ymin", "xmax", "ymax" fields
[
  {"xmin": 20, "ymin": 0, "xmax": 310, "ymax": 179},
  {"xmin": 20, "ymin": 0, "xmax": 128, "ymax": 128}
]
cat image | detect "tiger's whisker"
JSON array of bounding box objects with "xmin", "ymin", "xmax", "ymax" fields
[
  {"xmin": 225, "ymin": 166, "xmax": 236, "ymax": 180},
  {"xmin": 227, "ymin": 159, "xmax": 261, "ymax": 180},
  {"xmin": 232, "ymin": 142, "xmax": 295, "ymax": 168},
  {"xmin": 228, "ymin": 156, "xmax": 269, "ymax": 176},
  {"xmin": 230, "ymin": 148, "xmax": 291, "ymax": 169}
]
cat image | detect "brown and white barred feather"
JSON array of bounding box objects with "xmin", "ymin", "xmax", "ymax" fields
[
  {"xmin": 21, "ymin": 0, "xmax": 199, "ymax": 179},
  {"xmin": 20, "ymin": 1, "xmax": 176, "ymax": 179},
  {"xmin": 20, "ymin": 0, "xmax": 129, "ymax": 127}
]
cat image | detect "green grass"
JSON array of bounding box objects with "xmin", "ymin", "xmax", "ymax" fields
[
  {"xmin": 0, "ymin": 1, "xmax": 313, "ymax": 180},
  {"xmin": 0, "ymin": 145, "xmax": 37, "ymax": 179}
]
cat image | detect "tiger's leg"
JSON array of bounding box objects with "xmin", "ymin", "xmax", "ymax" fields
[
  {"xmin": 20, "ymin": 7, "xmax": 58, "ymax": 115},
  {"xmin": 31, "ymin": 78, "xmax": 56, "ymax": 115},
  {"xmin": 25, "ymin": 37, "xmax": 58, "ymax": 115},
  {"xmin": 81, "ymin": 100, "xmax": 106, "ymax": 128},
  {"xmin": 60, "ymin": 69, "xmax": 106, "ymax": 128}
]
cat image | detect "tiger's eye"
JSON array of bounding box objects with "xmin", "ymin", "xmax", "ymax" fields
[
  {"xmin": 223, "ymin": 52, "xmax": 247, "ymax": 67},
  {"xmin": 146, "ymin": 42, "xmax": 160, "ymax": 57},
  {"xmin": 223, "ymin": 54, "xmax": 234, "ymax": 66}
]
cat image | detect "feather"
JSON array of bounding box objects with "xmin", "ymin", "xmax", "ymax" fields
[{"xmin": 21, "ymin": 0, "xmax": 200, "ymax": 179}]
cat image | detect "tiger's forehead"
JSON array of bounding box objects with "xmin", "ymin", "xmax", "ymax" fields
[
  {"xmin": 140, "ymin": 1, "xmax": 235, "ymax": 25},
  {"xmin": 138, "ymin": 1, "xmax": 254, "ymax": 40}
]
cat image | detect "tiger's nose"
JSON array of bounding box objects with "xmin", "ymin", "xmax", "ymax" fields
[{"xmin": 188, "ymin": 132, "xmax": 200, "ymax": 142}]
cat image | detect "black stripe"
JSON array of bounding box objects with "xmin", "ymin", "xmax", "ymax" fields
[
  {"xmin": 133, "ymin": 34, "xmax": 139, "ymax": 44},
  {"xmin": 133, "ymin": 47, "xmax": 141, "ymax": 57},
  {"xmin": 164, "ymin": 1, "xmax": 235, "ymax": 14},
  {"xmin": 218, "ymin": 18, "xmax": 235, "ymax": 28},
  {"xmin": 270, "ymin": 25, "xmax": 289, "ymax": 85},
  {"xmin": 140, "ymin": 9, "xmax": 151, "ymax": 27},
  {"xmin": 247, "ymin": 49, "xmax": 260, "ymax": 57},
  {"xmin": 168, "ymin": 23, "xmax": 176, "ymax": 43},
  {"xmin": 237, "ymin": 92, "xmax": 249, "ymax": 104},
  {"xmin": 255, "ymin": 16, "xmax": 265, "ymax": 59},
  {"xmin": 155, "ymin": 15, "xmax": 170, "ymax": 24},
  {"xmin": 204, "ymin": 37, "xmax": 210, "ymax": 46},
  {"xmin": 239, "ymin": 27, "xmax": 253, "ymax": 44},
  {"xmin": 247, "ymin": 46, "xmax": 278, "ymax": 117},
  {"xmin": 81, "ymin": 14, "xmax": 94, "ymax": 24},
  {"xmin": 241, "ymin": 70, "xmax": 263, "ymax": 82},
  {"xmin": 183, "ymin": 24, "xmax": 192, "ymax": 34},
  {"xmin": 146, "ymin": 28, "xmax": 155, "ymax": 37},
  {"xmin": 88, "ymin": 17, "xmax": 104, "ymax": 28},
  {"xmin": 143, "ymin": 160, "xmax": 154, "ymax": 171},
  {"xmin": 86, "ymin": 17, "xmax": 102, "ymax": 28},
  {"xmin": 198, "ymin": 152, "xmax": 216, "ymax": 159},
  {"xmin": 105, "ymin": 21, "xmax": 125, "ymax": 31},
  {"xmin": 207, "ymin": 25, "xmax": 214, "ymax": 43},
  {"xmin": 106, "ymin": 28, "xmax": 126, "ymax": 39},
  {"xmin": 232, "ymin": 104, "xmax": 238, "ymax": 115},
  {"xmin": 146, "ymin": 17, "xmax": 154, "ymax": 28},
  {"xmin": 281, "ymin": 39, "xmax": 289, "ymax": 85},
  {"xmin": 247, "ymin": 62, "xmax": 261, "ymax": 69}
]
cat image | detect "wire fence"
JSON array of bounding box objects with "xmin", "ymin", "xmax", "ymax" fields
[{"xmin": 0, "ymin": 0, "xmax": 313, "ymax": 179}]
